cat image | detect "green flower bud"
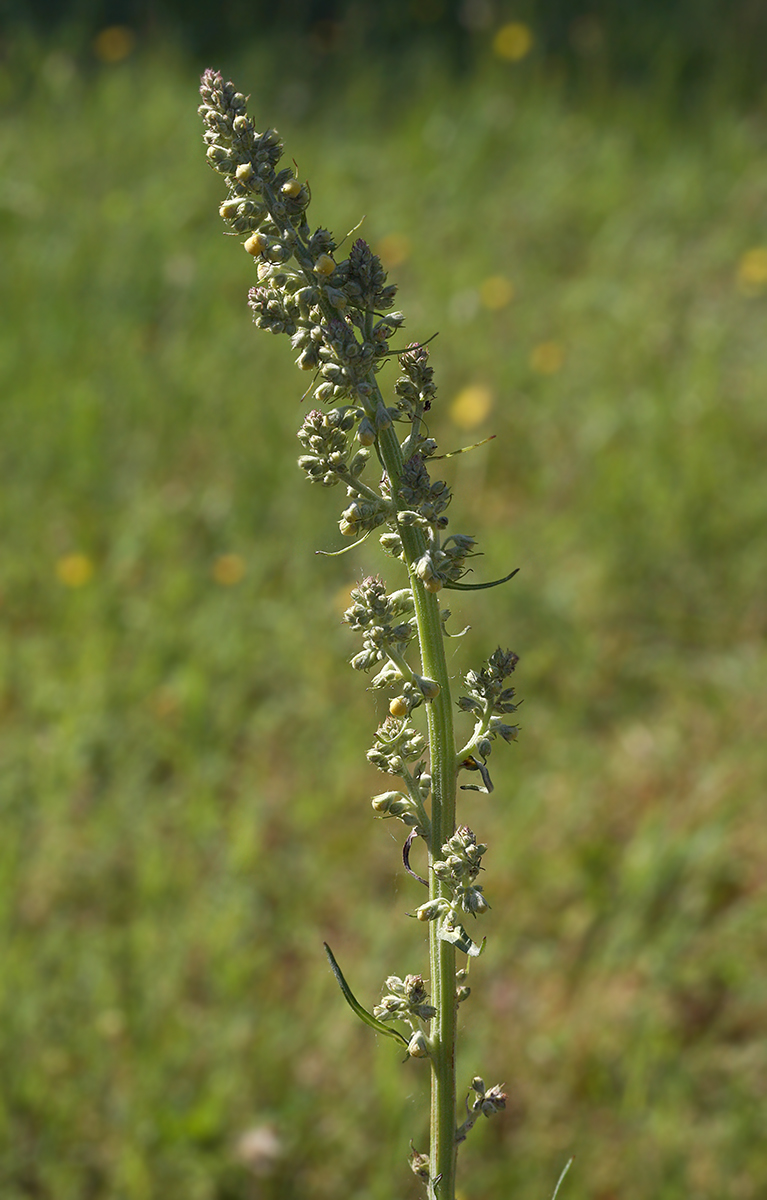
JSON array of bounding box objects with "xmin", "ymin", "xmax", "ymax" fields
[
  {"xmin": 416, "ymin": 676, "xmax": 440, "ymax": 700},
  {"xmin": 409, "ymin": 1149, "xmax": 430, "ymax": 1180},
  {"xmin": 407, "ymin": 1031, "xmax": 430, "ymax": 1059},
  {"xmin": 416, "ymin": 899, "xmax": 449, "ymax": 922},
  {"xmin": 357, "ymin": 417, "xmax": 376, "ymax": 446},
  {"xmin": 371, "ymin": 791, "xmax": 406, "ymax": 814}
]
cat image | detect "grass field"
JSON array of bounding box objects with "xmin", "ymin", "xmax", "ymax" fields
[{"xmin": 1, "ymin": 33, "xmax": 766, "ymax": 1200}]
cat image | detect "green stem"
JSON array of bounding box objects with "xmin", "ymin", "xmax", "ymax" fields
[{"xmin": 376, "ymin": 422, "xmax": 458, "ymax": 1200}]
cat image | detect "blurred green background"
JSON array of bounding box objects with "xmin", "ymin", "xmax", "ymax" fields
[{"xmin": 1, "ymin": 3, "xmax": 766, "ymax": 1198}]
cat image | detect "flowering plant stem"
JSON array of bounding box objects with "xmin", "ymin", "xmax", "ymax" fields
[{"xmin": 199, "ymin": 71, "xmax": 520, "ymax": 1199}]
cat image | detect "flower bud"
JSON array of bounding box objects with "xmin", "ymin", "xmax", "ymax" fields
[
  {"xmin": 416, "ymin": 676, "xmax": 440, "ymax": 700},
  {"xmin": 314, "ymin": 253, "xmax": 335, "ymax": 276},
  {"xmin": 389, "ymin": 696, "xmax": 409, "ymax": 718},
  {"xmin": 415, "ymin": 899, "xmax": 448, "ymax": 922},
  {"xmin": 266, "ymin": 242, "xmax": 289, "ymax": 263},
  {"xmin": 407, "ymin": 1031, "xmax": 430, "ymax": 1059},
  {"xmin": 206, "ymin": 145, "xmax": 233, "ymax": 170},
  {"xmin": 463, "ymin": 886, "xmax": 489, "ymax": 915},
  {"xmin": 409, "ymin": 1149, "xmax": 430, "ymax": 1180},
  {"xmin": 219, "ymin": 198, "xmax": 241, "ymax": 220},
  {"xmin": 244, "ymin": 232, "xmax": 268, "ymax": 256},
  {"xmin": 236, "ymin": 162, "xmax": 255, "ymax": 181},
  {"xmin": 281, "ymin": 177, "xmax": 302, "ymax": 197},
  {"xmin": 357, "ymin": 417, "xmax": 376, "ymax": 446},
  {"xmin": 371, "ymin": 791, "xmax": 405, "ymax": 814}
]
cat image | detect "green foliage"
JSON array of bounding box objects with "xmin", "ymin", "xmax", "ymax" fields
[{"xmin": 1, "ymin": 38, "xmax": 766, "ymax": 1200}]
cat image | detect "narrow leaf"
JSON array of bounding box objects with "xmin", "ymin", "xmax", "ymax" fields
[
  {"xmin": 444, "ymin": 567, "xmax": 519, "ymax": 592},
  {"xmin": 324, "ymin": 943, "xmax": 409, "ymax": 1045}
]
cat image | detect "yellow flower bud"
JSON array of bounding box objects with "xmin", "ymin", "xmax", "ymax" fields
[
  {"xmin": 244, "ymin": 232, "xmax": 268, "ymax": 256},
  {"xmin": 281, "ymin": 177, "xmax": 302, "ymax": 197},
  {"xmin": 314, "ymin": 253, "xmax": 335, "ymax": 276},
  {"xmin": 219, "ymin": 199, "xmax": 240, "ymax": 220},
  {"xmin": 235, "ymin": 162, "xmax": 254, "ymax": 181},
  {"xmin": 389, "ymin": 696, "xmax": 409, "ymax": 718}
]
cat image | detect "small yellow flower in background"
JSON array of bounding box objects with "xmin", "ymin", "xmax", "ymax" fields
[
  {"xmin": 737, "ymin": 247, "xmax": 767, "ymax": 295},
  {"xmin": 212, "ymin": 554, "xmax": 246, "ymax": 586},
  {"xmin": 530, "ymin": 341, "xmax": 565, "ymax": 375},
  {"xmin": 479, "ymin": 275, "xmax": 515, "ymax": 310},
  {"xmin": 493, "ymin": 22, "xmax": 534, "ymax": 62},
  {"xmin": 450, "ymin": 384, "xmax": 495, "ymax": 430},
  {"xmin": 56, "ymin": 554, "xmax": 94, "ymax": 588},
  {"xmin": 376, "ymin": 233, "xmax": 411, "ymax": 269},
  {"xmin": 93, "ymin": 26, "xmax": 136, "ymax": 64}
]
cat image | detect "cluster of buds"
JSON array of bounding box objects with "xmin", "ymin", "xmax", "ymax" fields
[
  {"xmin": 201, "ymin": 69, "xmax": 486, "ymax": 585},
  {"xmin": 458, "ymin": 648, "xmax": 521, "ymax": 790},
  {"xmin": 394, "ymin": 343, "xmax": 437, "ymax": 424},
  {"xmin": 371, "ymin": 788, "xmax": 426, "ymax": 830},
  {"xmin": 366, "ymin": 716, "xmax": 427, "ymax": 778},
  {"xmin": 296, "ymin": 408, "xmax": 369, "ymax": 487},
  {"xmin": 417, "ymin": 827, "xmax": 489, "ymax": 922},
  {"xmin": 456, "ymin": 1078, "xmax": 508, "ymax": 1144},
  {"xmin": 199, "ymin": 69, "xmax": 404, "ymax": 427},
  {"xmin": 374, "ymin": 974, "xmax": 436, "ymax": 1026},
  {"xmin": 374, "ymin": 974, "xmax": 436, "ymax": 1060},
  {"xmin": 459, "ymin": 647, "xmax": 521, "ymax": 721},
  {"xmin": 343, "ymin": 578, "xmax": 417, "ymax": 680},
  {"xmin": 343, "ymin": 578, "xmax": 441, "ymax": 704}
]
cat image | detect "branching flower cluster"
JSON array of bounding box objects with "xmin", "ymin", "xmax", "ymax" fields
[{"xmin": 200, "ymin": 70, "xmax": 522, "ymax": 1200}]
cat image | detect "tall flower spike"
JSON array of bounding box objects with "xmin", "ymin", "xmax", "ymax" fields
[{"xmin": 200, "ymin": 73, "xmax": 523, "ymax": 1200}]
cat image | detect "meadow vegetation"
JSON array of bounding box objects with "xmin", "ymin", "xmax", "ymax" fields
[{"xmin": 1, "ymin": 34, "xmax": 766, "ymax": 1200}]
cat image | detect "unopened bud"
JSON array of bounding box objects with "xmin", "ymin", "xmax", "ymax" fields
[
  {"xmin": 235, "ymin": 162, "xmax": 255, "ymax": 181},
  {"xmin": 357, "ymin": 417, "xmax": 376, "ymax": 446},
  {"xmin": 314, "ymin": 253, "xmax": 335, "ymax": 276},
  {"xmin": 407, "ymin": 1031, "xmax": 430, "ymax": 1059},
  {"xmin": 417, "ymin": 676, "xmax": 440, "ymax": 700},
  {"xmin": 244, "ymin": 232, "xmax": 267, "ymax": 256},
  {"xmin": 415, "ymin": 899, "xmax": 448, "ymax": 922},
  {"xmin": 219, "ymin": 198, "xmax": 240, "ymax": 219},
  {"xmin": 409, "ymin": 1148, "xmax": 430, "ymax": 1180}
]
